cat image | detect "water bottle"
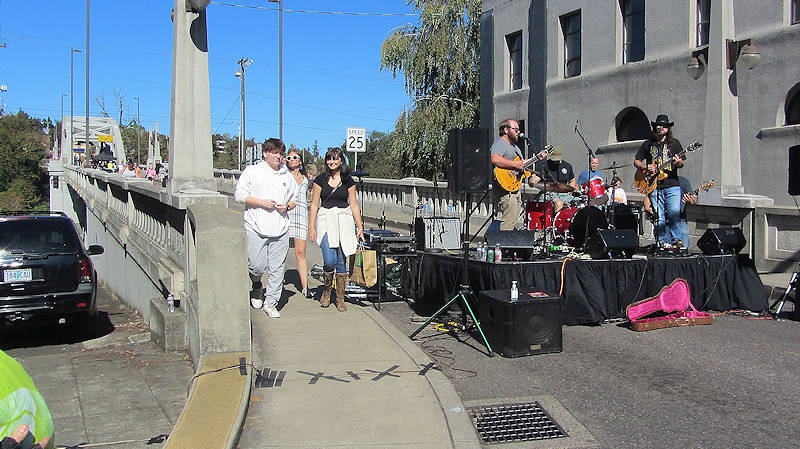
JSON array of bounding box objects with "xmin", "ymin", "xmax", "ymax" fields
[
  {"xmin": 487, "ymin": 246, "xmax": 494, "ymax": 263},
  {"xmin": 167, "ymin": 294, "xmax": 175, "ymax": 313},
  {"xmin": 423, "ymin": 203, "xmax": 431, "ymax": 218},
  {"xmin": 481, "ymin": 243, "xmax": 487, "ymax": 261},
  {"xmin": 476, "ymin": 243, "xmax": 483, "ymax": 261},
  {"xmin": 447, "ymin": 200, "xmax": 454, "ymax": 218},
  {"xmin": 495, "ymin": 244, "xmax": 502, "ymax": 263},
  {"xmin": 510, "ymin": 281, "xmax": 519, "ymax": 301}
]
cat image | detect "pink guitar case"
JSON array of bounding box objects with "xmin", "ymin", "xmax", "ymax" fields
[{"xmin": 626, "ymin": 278, "xmax": 713, "ymax": 332}]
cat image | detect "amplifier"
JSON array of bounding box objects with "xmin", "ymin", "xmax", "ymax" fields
[
  {"xmin": 478, "ymin": 289, "xmax": 562, "ymax": 357},
  {"xmin": 415, "ymin": 217, "xmax": 460, "ymax": 250}
]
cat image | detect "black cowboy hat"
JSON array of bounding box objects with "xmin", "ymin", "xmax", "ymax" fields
[{"xmin": 651, "ymin": 114, "xmax": 674, "ymax": 127}]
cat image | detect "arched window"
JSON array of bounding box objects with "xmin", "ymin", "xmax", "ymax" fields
[
  {"xmin": 615, "ymin": 107, "xmax": 651, "ymax": 141},
  {"xmin": 786, "ymin": 83, "xmax": 800, "ymax": 125}
]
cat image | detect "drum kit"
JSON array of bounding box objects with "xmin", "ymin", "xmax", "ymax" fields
[{"xmin": 524, "ymin": 162, "xmax": 639, "ymax": 251}]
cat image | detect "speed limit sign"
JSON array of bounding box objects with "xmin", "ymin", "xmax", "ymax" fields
[{"xmin": 346, "ymin": 127, "xmax": 366, "ymax": 153}]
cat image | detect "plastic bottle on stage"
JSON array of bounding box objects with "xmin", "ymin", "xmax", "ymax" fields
[
  {"xmin": 423, "ymin": 203, "xmax": 431, "ymax": 218},
  {"xmin": 487, "ymin": 246, "xmax": 494, "ymax": 263},
  {"xmin": 477, "ymin": 242, "xmax": 484, "ymax": 261},
  {"xmin": 510, "ymin": 281, "xmax": 519, "ymax": 301},
  {"xmin": 495, "ymin": 244, "xmax": 502, "ymax": 263},
  {"xmin": 447, "ymin": 200, "xmax": 454, "ymax": 217}
]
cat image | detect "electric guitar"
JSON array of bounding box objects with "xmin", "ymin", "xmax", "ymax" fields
[
  {"xmin": 688, "ymin": 179, "xmax": 716, "ymax": 197},
  {"xmin": 634, "ymin": 141, "xmax": 702, "ymax": 195},
  {"xmin": 493, "ymin": 145, "xmax": 554, "ymax": 193}
]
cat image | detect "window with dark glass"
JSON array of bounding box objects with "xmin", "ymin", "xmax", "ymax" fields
[
  {"xmin": 621, "ymin": 0, "xmax": 645, "ymax": 63},
  {"xmin": 615, "ymin": 107, "xmax": 651, "ymax": 141},
  {"xmin": 696, "ymin": 0, "xmax": 711, "ymax": 46},
  {"xmin": 792, "ymin": 0, "xmax": 800, "ymax": 25},
  {"xmin": 507, "ymin": 31, "xmax": 523, "ymax": 90},
  {"xmin": 561, "ymin": 11, "xmax": 581, "ymax": 78},
  {"xmin": 787, "ymin": 88, "xmax": 800, "ymax": 125}
]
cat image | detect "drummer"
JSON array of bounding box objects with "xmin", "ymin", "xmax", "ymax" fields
[
  {"xmin": 533, "ymin": 146, "xmax": 579, "ymax": 213},
  {"xmin": 576, "ymin": 156, "xmax": 603, "ymax": 187}
]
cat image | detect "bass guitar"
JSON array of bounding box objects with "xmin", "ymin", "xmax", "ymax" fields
[
  {"xmin": 493, "ymin": 145, "xmax": 554, "ymax": 193},
  {"xmin": 689, "ymin": 179, "xmax": 716, "ymax": 197},
  {"xmin": 633, "ymin": 141, "xmax": 702, "ymax": 195}
]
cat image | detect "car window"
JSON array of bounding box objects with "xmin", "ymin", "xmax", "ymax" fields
[{"xmin": 0, "ymin": 219, "xmax": 79, "ymax": 254}]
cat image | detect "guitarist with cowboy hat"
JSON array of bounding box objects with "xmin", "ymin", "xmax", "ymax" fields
[
  {"xmin": 490, "ymin": 119, "xmax": 549, "ymax": 230},
  {"xmin": 634, "ymin": 114, "xmax": 686, "ymax": 246}
]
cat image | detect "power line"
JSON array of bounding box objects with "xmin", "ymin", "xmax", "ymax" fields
[{"xmin": 209, "ymin": 2, "xmax": 420, "ymax": 16}]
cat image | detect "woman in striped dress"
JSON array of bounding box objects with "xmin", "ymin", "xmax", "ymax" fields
[{"xmin": 287, "ymin": 149, "xmax": 312, "ymax": 298}]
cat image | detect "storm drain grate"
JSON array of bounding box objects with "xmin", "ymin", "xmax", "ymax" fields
[{"xmin": 466, "ymin": 401, "xmax": 568, "ymax": 444}]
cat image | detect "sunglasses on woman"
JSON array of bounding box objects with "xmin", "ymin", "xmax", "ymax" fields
[{"xmin": 286, "ymin": 155, "xmax": 300, "ymax": 161}]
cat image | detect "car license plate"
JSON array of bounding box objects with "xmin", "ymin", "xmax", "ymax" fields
[{"xmin": 4, "ymin": 268, "xmax": 32, "ymax": 282}]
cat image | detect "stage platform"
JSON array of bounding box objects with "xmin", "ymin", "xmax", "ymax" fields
[{"xmin": 407, "ymin": 252, "xmax": 768, "ymax": 325}]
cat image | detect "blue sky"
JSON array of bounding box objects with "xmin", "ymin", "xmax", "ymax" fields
[{"xmin": 0, "ymin": 0, "xmax": 417, "ymax": 152}]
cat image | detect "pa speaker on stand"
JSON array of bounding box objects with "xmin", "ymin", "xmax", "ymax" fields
[{"xmin": 447, "ymin": 128, "xmax": 491, "ymax": 194}]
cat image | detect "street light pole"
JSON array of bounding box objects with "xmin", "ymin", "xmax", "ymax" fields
[
  {"xmin": 134, "ymin": 96, "xmax": 141, "ymax": 164},
  {"xmin": 70, "ymin": 48, "xmax": 81, "ymax": 165},
  {"xmin": 236, "ymin": 58, "xmax": 252, "ymax": 170},
  {"xmin": 60, "ymin": 93, "xmax": 67, "ymax": 159},
  {"xmin": 268, "ymin": 0, "xmax": 282, "ymax": 140},
  {"xmin": 85, "ymin": 0, "xmax": 90, "ymax": 163}
]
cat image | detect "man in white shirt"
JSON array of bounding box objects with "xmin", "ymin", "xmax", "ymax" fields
[{"xmin": 234, "ymin": 138, "xmax": 297, "ymax": 318}]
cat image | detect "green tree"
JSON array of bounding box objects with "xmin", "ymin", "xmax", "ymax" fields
[
  {"xmin": 358, "ymin": 131, "xmax": 400, "ymax": 179},
  {"xmin": 381, "ymin": 0, "xmax": 481, "ymax": 180},
  {"xmin": 0, "ymin": 112, "xmax": 50, "ymax": 210}
]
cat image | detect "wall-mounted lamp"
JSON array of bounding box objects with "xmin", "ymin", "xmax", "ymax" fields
[
  {"xmin": 726, "ymin": 39, "xmax": 760, "ymax": 70},
  {"xmin": 687, "ymin": 46, "xmax": 709, "ymax": 80},
  {"xmin": 186, "ymin": 0, "xmax": 210, "ymax": 12}
]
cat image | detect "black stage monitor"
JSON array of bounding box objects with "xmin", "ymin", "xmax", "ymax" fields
[{"xmin": 697, "ymin": 227, "xmax": 746, "ymax": 255}]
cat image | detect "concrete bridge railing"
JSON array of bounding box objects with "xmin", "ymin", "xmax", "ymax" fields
[{"xmin": 50, "ymin": 162, "xmax": 250, "ymax": 367}]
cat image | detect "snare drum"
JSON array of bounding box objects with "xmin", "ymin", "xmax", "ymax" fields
[
  {"xmin": 553, "ymin": 206, "xmax": 608, "ymax": 247},
  {"xmin": 581, "ymin": 176, "xmax": 608, "ymax": 207},
  {"xmin": 525, "ymin": 200, "xmax": 553, "ymax": 230}
]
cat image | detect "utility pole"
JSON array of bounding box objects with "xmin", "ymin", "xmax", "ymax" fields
[
  {"xmin": 235, "ymin": 58, "xmax": 252, "ymax": 170},
  {"xmin": 60, "ymin": 93, "xmax": 67, "ymax": 158},
  {"xmin": 85, "ymin": 0, "xmax": 90, "ymax": 162},
  {"xmin": 268, "ymin": 0, "xmax": 283, "ymax": 139},
  {"xmin": 70, "ymin": 48, "xmax": 81, "ymax": 165},
  {"xmin": 134, "ymin": 97, "xmax": 141, "ymax": 164}
]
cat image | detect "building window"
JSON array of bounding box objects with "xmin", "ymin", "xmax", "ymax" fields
[
  {"xmin": 787, "ymin": 85, "xmax": 800, "ymax": 125},
  {"xmin": 696, "ymin": 0, "xmax": 711, "ymax": 46},
  {"xmin": 561, "ymin": 11, "xmax": 581, "ymax": 78},
  {"xmin": 793, "ymin": 0, "xmax": 800, "ymax": 24},
  {"xmin": 621, "ymin": 0, "xmax": 645, "ymax": 63},
  {"xmin": 615, "ymin": 107, "xmax": 651, "ymax": 141},
  {"xmin": 507, "ymin": 31, "xmax": 523, "ymax": 90}
]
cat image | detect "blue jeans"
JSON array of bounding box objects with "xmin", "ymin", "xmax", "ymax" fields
[
  {"xmin": 650, "ymin": 186, "xmax": 682, "ymax": 244},
  {"xmin": 680, "ymin": 220, "xmax": 690, "ymax": 247},
  {"xmin": 320, "ymin": 234, "xmax": 347, "ymax": 273}
]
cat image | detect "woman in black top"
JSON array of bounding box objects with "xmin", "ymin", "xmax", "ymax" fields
[{"xmin": 308, "ymin": 148, "xmax": 365, "ymax": 311}]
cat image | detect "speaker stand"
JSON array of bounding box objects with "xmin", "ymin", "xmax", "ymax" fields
[
  {"xmin": 770, "ymin": 263, "xmax": 799, "ymax": 318},
  {"xmin": 409, "ymin": 191, "xmax": 494, "ymax": 357}
]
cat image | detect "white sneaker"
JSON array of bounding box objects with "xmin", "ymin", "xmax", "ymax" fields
[
  {"xmin": 264, "ymin": 303, "xmax": 281, "ymax": 318},
  {"xmin": 250, "ymin": 295, "xmax": 264, "ymax": 310}
]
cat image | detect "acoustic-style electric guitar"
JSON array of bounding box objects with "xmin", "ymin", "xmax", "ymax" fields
[
  {"xmin": 633, "ymin": 141, "xmax": 702, "ymax": 195},
  {"xmin": 493, "ymin": 145, "xmax": 554, "ymax": 193}
]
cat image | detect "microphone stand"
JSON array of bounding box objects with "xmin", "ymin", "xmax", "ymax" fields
[
  {"xmin": 522, "ymin": 134, "xmax": 551, "ymax": 259},
  {"xmin": 575, "ymin": 121, "xmax": 597, "ymax": 251}
]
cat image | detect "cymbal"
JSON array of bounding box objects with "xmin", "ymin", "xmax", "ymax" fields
[
  {"xmin": 600, "ymin": 162, "xmax": 631, "ymax": 170},
  {"xmin": 531, "ymin": 182, "xmax": 575, "ymax": 193}
]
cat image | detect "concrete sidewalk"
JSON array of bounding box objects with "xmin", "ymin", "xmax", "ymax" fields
[
  {"xmin": 239, "ymin": 296, "xmax": 480, "ymax": 449},
  {"xmin": 237, "ymin": 241, "xmax": 481, "ymax": 448}
]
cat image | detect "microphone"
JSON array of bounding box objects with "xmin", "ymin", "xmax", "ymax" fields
[
  {"xmin": 518, "ymin": 132, "xmax": 533, "ymax": 144},
  {"xmin": 351, "ymin": 171, "xmax": 370, "ymax": 178}
]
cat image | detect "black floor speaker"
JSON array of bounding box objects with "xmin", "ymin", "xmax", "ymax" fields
[
  {"xmin": 697, "ymin": 227, "xmax": 746, "ymax": 255},
  {"xmin": 478, "ymin": 289, "xmax": 562, "ymax": 357},
  {"xmin": 585, "ymin": 229, "xmax": 639, "ymax": 259}
]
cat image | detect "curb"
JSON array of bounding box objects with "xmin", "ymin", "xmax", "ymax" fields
[{"xmin": 362, "ymin": 306, "xmax": 482, "ymax": 449}]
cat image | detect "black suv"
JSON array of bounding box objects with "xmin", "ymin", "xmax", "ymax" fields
[{"xmin": 0, "ymin": 212, "xmax": 104, "ymax": 328}]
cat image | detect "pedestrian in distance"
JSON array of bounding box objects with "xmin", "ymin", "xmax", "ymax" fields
[
  {"xmin": 286, "ymin": 149, "xmax": 313, "ymax": 299},
  {"xmin": 308, "ymin": 148, "xmax": 365, "ymax": 311},
  {"xmin": 234, "ymin": 138, "xmax": 298, "ymax": 318}
]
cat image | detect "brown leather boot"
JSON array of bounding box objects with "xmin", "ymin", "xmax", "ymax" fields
[
  {"xmin": 320, "ymin": 271, "xmax": 334, "ymax": 308},
  {"xmin": 335, "ymin": 273, "xmax": 348, "ymax": 311}
]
